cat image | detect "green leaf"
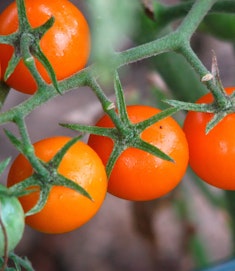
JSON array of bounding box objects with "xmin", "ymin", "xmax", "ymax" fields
[{"xmin": 33, "ymin": 43, "xmax": 61, "ymax": 94}]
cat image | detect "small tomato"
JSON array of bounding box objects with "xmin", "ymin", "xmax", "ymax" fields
[{"xmin": 88, "ymin": 105, "xmax": 189, "ymax": 201}]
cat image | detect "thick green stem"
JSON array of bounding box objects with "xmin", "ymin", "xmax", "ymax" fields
[
  {"xmin": 177, "ymin": 0, "xmax": 218, "ymax": 39},
  {"xmin": 86, "ymin": 76, "xmax": 126, "ymax": 133},
  {"xmin": 179, "ymin": 43, "xmax": 228, "ymax": 106}
]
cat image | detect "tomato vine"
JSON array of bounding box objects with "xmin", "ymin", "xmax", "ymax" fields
[{"xmin": 0, "ymin": 0, "xmax": 235, "ymax": 269}]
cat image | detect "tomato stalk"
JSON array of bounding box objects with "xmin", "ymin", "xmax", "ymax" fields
[
  {"xmin": 0, "ymin": 0, "xmax": 233, "ymax": 267},
  {"xmin": 0, "ymin": 0, "xmax": 220, "ymax": 126}
]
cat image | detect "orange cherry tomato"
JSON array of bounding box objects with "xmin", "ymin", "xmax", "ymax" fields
[
  {"xmin": 0, "ymin": 0, "xmax": 90, "ymax": 94},
  {"xmin": 183, "ymin": 87, "xmax": 235, "ymax": 190},
  {"xmin": 88, "ymin": 105, "xmax": 189, "ymax": 201},
  {"xmin": 7, "ymin": 136, "xmax": 107, "ymax": 234}
]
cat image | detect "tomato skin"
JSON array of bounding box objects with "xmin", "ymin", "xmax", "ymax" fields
[
  {"xmin": 0, "ymin": 0, "xmax": 90, "ymax": 94},
  {"xmin": 7, "ymin": 137, "xmax": 107, "ymax": 234},
  {"xmin": 0, "ymin": 184, "xmax": 25, "ymax": 256},
  {"xmin": 183, "ymin": 87, "xmax": 235, "ymax": 190},
  {"xmin": 88, "ymin": 105, "xmax": 189, "ymax": 201}
]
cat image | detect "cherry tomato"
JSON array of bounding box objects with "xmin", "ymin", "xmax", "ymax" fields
[
  {"xmin": 0, "ymin": 0, "xmax": 90, "ymax": 94},
  {"xmin": 0, "ymin": 184, "xmax": 25, "ymax": 256},
  {"xmin": 183, "ymin": 87, "xmax": 235, "ymax": 190},
  {"xmin": 7, "ymin": 136, "xmax": 107, "ymax": 234},
  {"xmin": 88, "ymin": 105, "xmax": 189, "ymax": 201}
]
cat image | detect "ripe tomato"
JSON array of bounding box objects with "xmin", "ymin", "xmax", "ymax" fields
[
  {"xmin": 7, "ymin": 136, "xmax": 107, "ymax": 234},
  {"xmin": 88, "ymin": 105, "xmax": 189, "ymax": 201},
  {"xmin": 0, "ymin": 184, "xmax": 25, "ymax": 256},
  {"xmin": 0, "ymin": 0, "xmax": 90, "ymax": 94},
  {"xmin": 183, "ymin": 87, "xmax": 235, "ymax": 190}
]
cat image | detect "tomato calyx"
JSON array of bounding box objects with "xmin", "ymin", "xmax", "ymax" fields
[
  {"xmin": 2, "ymin": 0, "xmax": 61, "ymax": 93},
  {"xmin": 61, "ymin": 72, "xmax": 178, "ymax": 177},
  {"xmin": 165, "ymin": 51, "xmax": 235, "ymax": 134},
  {"xmin": 8, "ymin": 136, "xmax": 93, "ymax": 216}
]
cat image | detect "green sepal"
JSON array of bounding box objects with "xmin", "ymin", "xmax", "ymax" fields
[
  {"xmin": 0, "ymin": 158, "xmax": 11, "ymax": 176},
  {"xmin": 205, "ymin": 111, "xmax": 227, "ymax": 134},
  {"xmin": 135, "ymin": 106, "xmax": 180, "ymax": 131},
  {"xmin": 105, "ymin": 144, "xmax": 123, "ymax": 178},
  {"xmin": 49, "ymin": 136, "xmax": 82, "ymax": 169},
  {"xmin": 4, "ymin": 53, "xmax": 21, "ymax": 82},
  {"xmin": 55, "ymin": 174, "xmax": 93, "ymax": 201},
  {"xmin": 60, "ymin": 123, "xmax": 115, "ymax": 138},
  {"xmin": 114, "ymin": 72, "xmax": 129, "ymax": 125},
  {"xmin": 133, "ymin": 138, "xmax": 174, "ymax": 162},
  {"xmin": 4, "ymin": 129, "xmax": 23, "ymax": 153},
  {"xmin": 25, "ymin": 184, "xmax": 51, "ymax": 216}
]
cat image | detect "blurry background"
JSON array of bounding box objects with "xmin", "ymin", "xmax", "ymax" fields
[{"xmin": 1, "ymin": 0, "xmax": 235, "ymax": 270}]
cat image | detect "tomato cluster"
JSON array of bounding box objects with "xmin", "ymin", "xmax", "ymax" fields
[
  {"xmin": 6, "ymin": 107, "xmax": 189, "ymax": 234},
  {"xmin": 1, "ymin": 0, "xmax": 234, "ymax": 253}
]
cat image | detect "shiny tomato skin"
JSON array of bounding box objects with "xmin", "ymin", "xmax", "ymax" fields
[
  {"xmin": 88, "ymin": 105, "xmax": 189, "ymax": 201},
  {"xmin": 0, "ymin": 0, "xmax": 90, "ymax": 94},
  {"xmin": 7, "ymin": 136, "xmax": 107, "ymax": 234},
  {"xmin": 183, "ymin": 87, "xmax": 235, "ymax": 190}
]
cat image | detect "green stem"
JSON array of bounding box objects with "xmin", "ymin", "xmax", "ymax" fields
[
  {"xmin": 177, "ymin": 0, "xmax": 218, "ymax": 39},
  {"xmin": 16, "ymin": 0, "xmax": 31, "ymax": 31},
  {"xmin": 179, "ymin": 43, "xmax": 228, "ymax": 106},
  {"xmin": 20, "ymin": 34, "xmax": 47, "ymax": 89},
  {"xmin": 86, "ymin": 76, "xmax": 126, "ymax": 133},
  {"xmin": 14, "ymin": 116, "xmax": 49, "ymax": 177}
]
